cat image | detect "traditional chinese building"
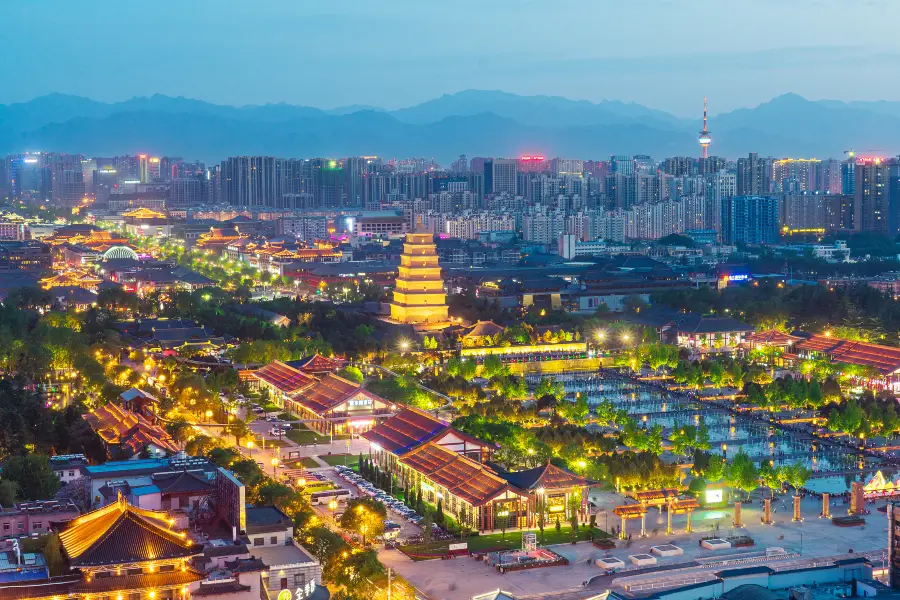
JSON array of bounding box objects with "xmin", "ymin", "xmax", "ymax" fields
[
  {"xmin": 250, "ymin": 363, "xmax": 393, "ymax": 435},
  {"xmin": 389, "ymin": 228, "xmax": 449, "ymax": 326},
  {"xmin": 365, "ymin": 409, "xmax": 592, "ymax": 532},
  {"xmin": 39, "ymin": 269, "xmax": 103, "ymax": 291},
  {"xmin": 122, "ymin": 208, "xmax": 173, "ymax": 238},
  {"xmin": 83, "ymin": 403, "xmax": 179, "ymax": 458},
  {"xmin": 0, "ymin": 495, "xmax": 206, "ymax": 600}
]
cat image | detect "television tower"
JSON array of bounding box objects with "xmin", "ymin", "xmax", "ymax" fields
[{"xmin": 698, "ymin": 97, "xmax": 712, "ymax": 159}]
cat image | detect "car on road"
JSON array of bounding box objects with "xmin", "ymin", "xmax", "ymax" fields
[{"xmin": 269, "ymin": 427, "xmax": 287, "ymax": 436}]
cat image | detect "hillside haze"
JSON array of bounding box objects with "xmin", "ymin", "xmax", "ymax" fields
[{"xmin": 3, "ymin": 90, "xmax": 900, "ymax": 162}]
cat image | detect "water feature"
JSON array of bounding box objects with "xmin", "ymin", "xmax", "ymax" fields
[{"xmin": 543, "ymin": 371, "xmax": 875, "ymax": 494}]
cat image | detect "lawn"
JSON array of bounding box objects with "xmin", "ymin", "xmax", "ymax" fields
[
  {"xmin": 317, "ymin": 453, "xmax": 359, "ymax": 467},
  {"xmin": 401, "ymin": 526, "xmax": 609, "ymax": 556},
  {"xmin": 283, "ymin": 457, "xmax": 320, "ymax": 469},
  {"xmin": 286, "ymin": 427, "xmax": 331, "ymax": 445},
  {"xmin": 259, "ymin": 438, "xmax": 291, "ymax": 448}
]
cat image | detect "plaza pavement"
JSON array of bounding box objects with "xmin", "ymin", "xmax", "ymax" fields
[{"xmin": 379, "ymin": 491, "xmax": 890, "ymax": 600}]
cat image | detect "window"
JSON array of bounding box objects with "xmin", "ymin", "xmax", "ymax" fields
[
  {"xmin": 16, "ymin": 522, "xmax": 23, "ymax": 530},
  {"xmin": 253, "ymin": 537, "xmax": 264, "ymax": 546},
  {"xmin": 32, "ymin": 522, "xmax": 42, "ymax": 530},
  {"xmin": 271, "ymin": 536, "xmax": 278, "ymax": 545}
]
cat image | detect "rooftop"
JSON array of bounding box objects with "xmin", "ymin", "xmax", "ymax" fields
[
  {"xmin": 249, "ymin": 541, "xmax": 315, "ymax": 568},
  {"xmin": 56, "ymin": 496, "xmax": 202, "ymax": 567}
]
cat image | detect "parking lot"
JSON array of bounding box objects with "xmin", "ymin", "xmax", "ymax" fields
[{"xmin": 329, "ymin": 466, "xmax": 425, "ymax": 542}]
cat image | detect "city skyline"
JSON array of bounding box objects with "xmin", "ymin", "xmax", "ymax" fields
[{"xmin": 4, "ymin": 1, "xmax": 900, "ymax": 115}]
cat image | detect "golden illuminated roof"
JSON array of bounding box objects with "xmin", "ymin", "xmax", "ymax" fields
[
  {"xmin": 122, "ymin": 207, "xmax": 167, "ymax": 219},
  {"xmin": 40, "ymin": 270, "xmax": 103, "ymax": 289},
  {"xmin": 57, "ymin": 494, "xmax": 201, "ymax": 567}
]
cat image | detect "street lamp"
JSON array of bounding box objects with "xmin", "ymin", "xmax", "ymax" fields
[
  {"xmin": 270, "ymin": 457, "xmax": 278, "ymax": 477},
  {"xmin": 328, "ymin": 499, "xmax": 338, "ymax": 521},
  {"xmin": 247, "ymin": 440, "xmax": 254, "ymax": 456},
  {"xmin": 205, "ymin": 410, "xmax": 213, "ymax": 423},
  {"xmin": 621, "ymin": 333, "xmax": 631, "ymax": 343},
  {"xmin": 721, "ymin": 443, "xmax": 728, "ymax": 459}
]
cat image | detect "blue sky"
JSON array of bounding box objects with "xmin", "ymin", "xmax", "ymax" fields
[{"xmin": 1, "ymin": 0, "xmax": 896, "ymax": 116}]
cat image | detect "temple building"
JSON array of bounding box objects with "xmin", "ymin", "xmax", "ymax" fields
[
  {"xmin": 389, "ymin": 228, "xmax": 449, "ymax": 326},
  {"xmin": 364, "ymin": 408, "xmax": 592, "ymax": 532},
  {"xmin": 0, "ymin": 495, "xmax": 207, "ymax": 600},
  {"xmin": 122, "ymin": 208, "xmax": 174, "ymax": 238},
  {"xmin": 250, "ymin": 361, "xmax": 393, "ymax": 435}
]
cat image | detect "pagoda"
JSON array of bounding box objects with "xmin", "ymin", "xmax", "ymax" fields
[{"xmin": 390, "ymin": 225, "xmax": 449, "ymax": 326}]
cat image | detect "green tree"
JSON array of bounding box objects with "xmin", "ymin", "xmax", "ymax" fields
[
  {"xmin": 0, "ymin": 479, "xmax": 17, "ymax": 505},
  {"xmin": 340, "ymin": 497, "xmax": 386, "ymax": 545},
  {"xmin": 42, "ymin": 533, "xmax": 65, "ymax": 577},
  {"xmin": 481, "ymin": 355, "xmax": 509, "ymax": 379},
  {"xmin": 786, "ymin": 462, "xmax": 811, "ymax": 495},
  {"xmin": 725, "ymin": 448, "xmax": 758, "ymax": 501},
  {"xmin": 496, "ymin": 507, "xmax": 510, "ymax": 540},
  {"xmin": 1, "ymin": 455, "xmax": 60, "ymax": 500},
  {"xmin": 337, "ymin": 366, "xmax": 364, "ymax": 383},
  {"xmin": 706, "ymin": 454, "xmax": 726, "ymax": 482}
]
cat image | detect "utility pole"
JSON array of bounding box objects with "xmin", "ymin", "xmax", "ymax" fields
[{"xmin": 387, "ymin": 568, "xmax": 392, "ymax": 600}]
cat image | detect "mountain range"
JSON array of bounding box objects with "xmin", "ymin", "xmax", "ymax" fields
[{"xmin": 2, "ymin": 90, "xmax": 900, "ymax": 164}]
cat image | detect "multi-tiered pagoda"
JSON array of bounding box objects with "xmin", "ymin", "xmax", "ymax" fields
[{"xmin": 390, "ymin": 227, "xmax": 449, "ymax": 326}]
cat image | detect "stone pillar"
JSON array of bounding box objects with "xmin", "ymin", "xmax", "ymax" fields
[
  {"xmin": 733, "ymin": 501, "xmax": 743, "ymax": 528},
  {"xmin": 666, "ymin": 506, "xmax": 673, "ymax": 535},
  {"xmin": 762, "ymin": 498, "xmax": 772, "ymax": 524},
  {"xmin": 641, "ymin": 512, "xmax": 646, "ymax": 537},
  {"xmin": 686, "ymin": 510, "xmax": 693, "ymax": 533},
  {"xmin": 792, "ymin": 495, "xmax": 802, "ymax": 522},
  {"xmin": 850, "ymin": 482, "xmax": 865, "ymax": 516},
  {"xmin": 821, "ymin": 493, "xmax": 830, "ymax": 518},
  {"xmin": 620, "ymin": 515, "xmax": 627, "ymax": 540}
]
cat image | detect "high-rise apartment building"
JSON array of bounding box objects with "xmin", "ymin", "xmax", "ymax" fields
[
  {"xmin": 484, "ymin": 159, "xmax": 517, "ymax": 195},
  {"xmin": 138, "ymin": 154, "xmax": 150, "ymax": 183},
  {"xmin": 724, "ymin": 195, "xmax": 780, "ymax": 245},
  {"xmin": 50, "ymin": 154, "xmax": 86, "ymax": 207},
  {"xmin": 854, "ymin": 159, "xmax": 889, "ymax": 234}
]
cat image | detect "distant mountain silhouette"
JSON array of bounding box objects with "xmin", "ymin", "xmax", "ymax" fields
[{"xmin": 2, "ymin": 90, "xmax": 900, "ymax": 163}]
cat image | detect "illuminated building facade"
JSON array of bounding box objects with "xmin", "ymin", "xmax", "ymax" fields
[
  {"xmin": 4, "ymin": 495, "xmax": 206, "ymax": 600},
  {"xmin": 390, "ymin": 229, "xmax": 449, "ymax": 325},
  {"xmin": 364, "ymin": 408, "xmax": 591, "ymax": 532}
]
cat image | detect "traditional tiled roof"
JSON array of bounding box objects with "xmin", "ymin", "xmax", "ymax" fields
[
  {"xmin": 193, "ymin": 581, "xmax": 252, "ymax": 596},
  {"xmin": 71, "ymin": 569, "xmax": 205, "ymax": 593},
  {"xmin": 634, "ymin": 488, "xmax": 679, "ymax": 502},
  {"xmin": 674, "ymin": 315, "xmax": 754, "ymax": 334},
  {"xmin": 152, "ymin": 470, "xmax": 215, "ymax": 494},
  {"xmin": 83, "ymin": 403, "xmax": 178, "ymax": 455},
  {"xmin": 252, "ymin": 361, "xmax": 316, "ymax": 394},
  {"xmin": 744, "ymin": 329, "xmax": 803, "ymax": 346},
  {"xmin": 399, "ymin": 443, "xmax": 512, "ymax": 507},
  {"xmin": 0, "ymin": 575, "xmax": 82, "ymax": 600},
  {"xmin": 286, "ymin": 352, "xmax": 344, "ymax": 373},
  {"xmin": 463, "ymin": 320, "xmax": 505, "ymax": 339},
  {"xmin": 497, "ymin": 461, "xmax": 593, "ymax": 491},
  {"xmin": 292, "ymin": 373, "xmax": 383, "ymax": 415},
  {"xmin": 363, "ymin": 408, "xmax": 448, "ymax": 455},
  {"xmin": 796, "ymin": 334, "xmax": 900, "ymax": 375},
  {"xmin": 56, "ymin": 496, "xmax": 202, "ymax": 567}
]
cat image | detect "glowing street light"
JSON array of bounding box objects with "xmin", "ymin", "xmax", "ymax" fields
[
  {"xmin": 621, "ymin": 333, "xmax": 631, "ymax": 343},
  {"xmin": 595, "ymin": 330, "xmax": 605, "ymax": 341},
  {"xmin": 328, "ymin": 499, "xmax": 338, "ymax": 520},
  {"xmin": 270, "ymin": 456, "xmax": 279, "ymax": 476}
]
